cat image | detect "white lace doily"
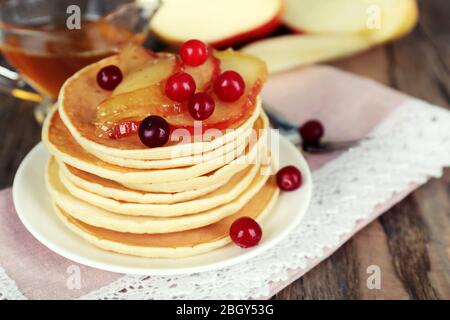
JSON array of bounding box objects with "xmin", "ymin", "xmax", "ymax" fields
[
  {"xmin": 2, "ymin": 98, "xmax": 450, "ymax": 300},
  {"xmin": 0, "ymin": 265, "xmax": 26, "ymax": 300}
]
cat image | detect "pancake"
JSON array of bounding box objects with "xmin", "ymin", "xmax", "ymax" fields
[
  {"xmin": 53, "ymin": 177, "xmax": 278, "ymax": 258},
  {"xmin": 42, "ymin": 107, "xmax": 269, "ymax": 184},
  {"xmin": 46, "ymin": 156, "xmax": 274, "ymax": 233},
  {"xmin": 57, "ymin": 158, "xmax": 262, "ymax": 216},
  {"xmin": 122, "ymin": 159, "xmax": 253, "ymax": 193},
  {"xmin": 123, "ymin": 142, "xmax": 273, "ymax": 193},
  {"xmin": 43, "ymin": 47, "xmax": 281, "ymax": 258},
  {"xmin": 57, "ymin": 52, "xmax": 262, "ymax": 160},
  {"xmin": 84, "ymin": 127, "xmax": 252, "ymax": 169},
  {"xmin": 59, "ymin": 161, "xmax": 232, "ymax": 204}
]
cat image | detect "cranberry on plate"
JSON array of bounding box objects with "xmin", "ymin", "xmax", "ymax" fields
[
  {"xmin": 276, "ymin": 165, "xmax": 302, "ymax": 191},
  {"xmin": 229, "ymin": 217, "xmax": 263, "ymax": 248}
]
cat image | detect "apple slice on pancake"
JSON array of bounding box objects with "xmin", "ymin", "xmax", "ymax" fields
[
  {"xmin": 113, "ymin": 54, "xmax": 179, "ymax": 95},
  {"xmin": 117, "ymin": 45, "xmax": 157, "ymax": 74},
  {"xmin": 165, "ymin": 50, "xmax": 267, "ymax": 132},
  {"xmin": 182, "ymin": 53, "xmax": 221, "ymax": 91},
  {"xmin": 96, "ymin": 48, "xmax": 267, "ymax": 134}
]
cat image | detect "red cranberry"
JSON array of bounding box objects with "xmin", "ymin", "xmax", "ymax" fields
[
  {"xmin": 165, "ymin": 72, "xmax": 196, "ymax": 102},
  {"xmin": 299, "ymin": 120, "xmax": 324, "ymax": 145},
  {"xmin": 138, "ymin": 116, "xmax": 170, "ymax": 148},
  {"xmin": 214, "ymin": 70, "xmax": 245, "ymax": 102},
  {"xmin": 188, "ymin": 92, "xmax": 215, "ymax": 120},
  {"xmin": 229, "ymin": 217, "xmax": 262, "ymax": 248},
  {"xmin": 180, "ymin": 39, "xmax": 209, "ymax": 66},
  {"xmin": 276, "ymin": 165, "xmax": 302, "ymax": 191},
  {"xmin": 96, "ymin": 65, "xmax": 122, "ymax": 90}
]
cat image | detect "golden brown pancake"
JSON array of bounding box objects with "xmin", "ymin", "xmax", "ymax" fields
[
  {"xmin": 53, "ymin": 176, "xmax": 279, "ymax": 258},
  {"xmin": 59, "ymin": 158, "xmax": 262, "ymax": 216},
  {"xmin": 121, "ymin": 162, "xmax": 253, "ymax": 193},
  {"xmin": 59, "ymin": 177, "xmax": 276, "ymax": 247},
  {"xmin": 42, "ymin": 49, "xmax": 279, "ymax": 259},
  {"xmin": 84, "ymin": 128, "xmax": 251, "ymax": 169},
  {"xmin": 46, "ymin": 156, "xmax": 273, "ymax": 234},
  {"xmin": 59, "ymin": 161, "xmax": 233, "ymax": 203},
  {"xmin": 57, "ymin": 54, "xmax": 261, "ymax": 159},
  {"xmin": 42, "ymin": 107, "xmax": 268, "ymax": 184}
]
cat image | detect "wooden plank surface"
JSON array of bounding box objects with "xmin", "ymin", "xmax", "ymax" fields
[
  {"xmin": 274, "ymin": 0, "xmax": 450, "ymax": 300},
  {"xmin": 0, "ymin": 0, "xmax": 448, "ymax": 300}
]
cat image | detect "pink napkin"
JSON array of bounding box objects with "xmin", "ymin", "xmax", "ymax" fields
[{"xmin": 0, "ymin": 66, "xmax": 436, "ymax": 299}]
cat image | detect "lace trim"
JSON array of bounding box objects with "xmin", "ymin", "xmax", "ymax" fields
[
  {"xmin": 74, "ymin": 99, "xmax": 450, "ymax": 299},
  {"xmin": 0, "ymin": 265, "xmax": 26, "ymax": 300}
]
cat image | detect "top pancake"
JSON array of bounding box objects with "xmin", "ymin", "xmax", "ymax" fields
[
  {"xmin": 42, "ymin": 107, "xmax": 269, "ymax": 184},
  {"xmin": 58, "ymin": 54, "xmax": 262, "ymax": 160}
]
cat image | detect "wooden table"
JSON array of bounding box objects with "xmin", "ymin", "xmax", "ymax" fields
[{"xmin": 0, "ymin": 0, "xmax": 448, "ymax": 300}]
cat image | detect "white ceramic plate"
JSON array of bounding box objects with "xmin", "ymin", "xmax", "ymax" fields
[{"xmin": 12, "ymin": 135, "xmax": 312, "ymax": 275}]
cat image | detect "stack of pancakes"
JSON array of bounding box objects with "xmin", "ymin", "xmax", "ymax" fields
[{"xmin": 42, "ymin": 56, "xmax": 279, "ymax": 258}]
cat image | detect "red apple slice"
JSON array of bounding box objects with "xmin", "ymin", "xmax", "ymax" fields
[{"xmin": 150, "ymin": 0, "xmax": 283, "ymax": 48}]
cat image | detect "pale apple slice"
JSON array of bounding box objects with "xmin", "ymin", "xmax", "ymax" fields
[
  {"xmin": 248, "ymin": 0, "xmax": 418, "ymax": 74},
  {"xmin": 367, "ymin": 0, "xmax": 418, "ymax": 44},
  {"xmin": 241, "ymin": 34, "xmax": 372, "ymax": 74},
  {"xmin": 283, "ymin": 0, "xmax": 373, "ymax": 34},
  {"xmin": 283, "ymin": 0, "xmax": 418, "ymax": 42},
  {"xmin": 150, "ymin": 0, "xmax": 283, "ymax": 47},
  {"xmin": 113, "ymin": 54, "xmax": 179, "ymax": 95}
]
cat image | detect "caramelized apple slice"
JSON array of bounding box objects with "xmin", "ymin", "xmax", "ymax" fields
[
  {"xmin": 168, "ymin": 50, "xmax": 267, "ymax": 132},
  {"xmin": 113, "ymin": 54, "xmax": 179, "ymax": 95},
  {"xmin": 96, "ymin": 49, "xmax": 267, "ymax": 136},
  {"xmin": 96, "ymin": 84, "xmax": 181, "ymax": 130},
  {"xmin": 209, "ymin": 49, "xmax": 267, "ymax": 124},
  {"xmin": 182, "ymin": 54, "xmax": 221, "ymax": 91},
  {"xmin": 118, "ymin": 45, "xmax": 157, "ymax": 75}
]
